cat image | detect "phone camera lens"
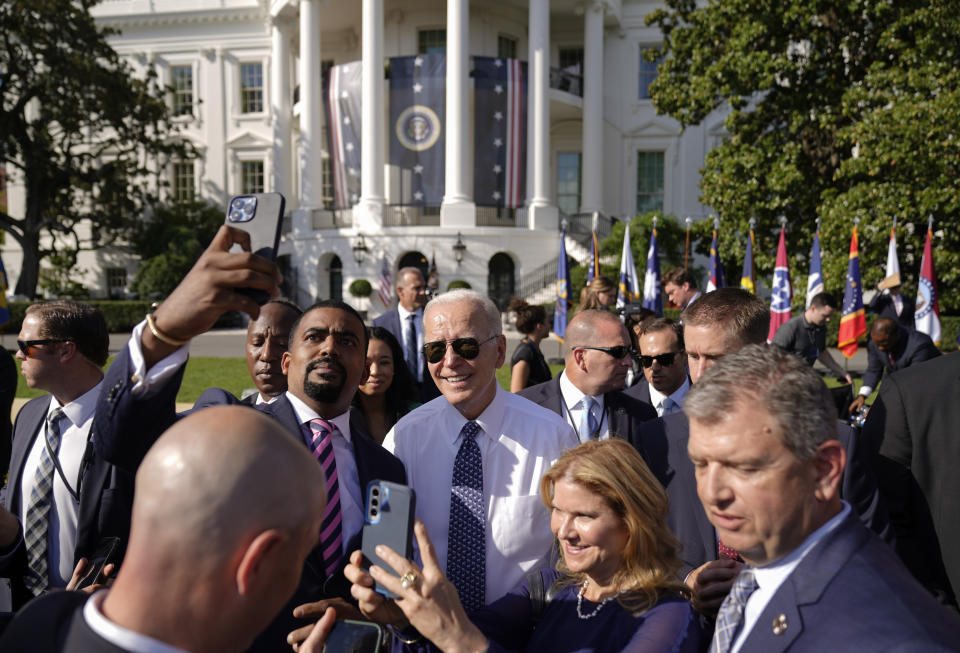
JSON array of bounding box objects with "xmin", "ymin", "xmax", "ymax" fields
[
  {"xmin": 370, "ymin": 508, "xmax": 379, "ymax": 517},
  {"xmin": 370, "ymin": 498, "xmax": 379, "ymax": 508}
]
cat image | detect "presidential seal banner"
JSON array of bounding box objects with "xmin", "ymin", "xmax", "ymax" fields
[
  {"xmin": 473, "ymin": 56, "xmax": 527, "ymax": 208},
  {"xmin": 389, "ymin": 54, "xmax": 446, "ymax": 206},
  {"xmin": 324, "ymin": 61, "xmax": 362, "ymax": 209}
]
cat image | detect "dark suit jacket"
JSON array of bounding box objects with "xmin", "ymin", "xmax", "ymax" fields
[
  {"xmin": 735, "ymin": 512, "xmax": 960, "ymax": 651},
  {"xmin": 94, "ymin": 350, "xmax": 406, "ymax": 652},
  {"xmin": 623, "ymin": 377, "xmax": 653, "ymax": 406},
  {"xmin": 863, "ymin": 352, "xmax": 960, "ymax": 608},
  {"xmin": 0, "ymin": 349, "xmax": 17, "ymax": 479},
  {"xmin": 862, "ymin": 325, "xmax": 940, "ymax": 390},
  {"xmin": 193, "ymin": 386, "xmax": 258, "ymax": 410},
  {"xmin": 373, "ymin": 307, "xmax": 440, "ymax": 403},
  {"xmin": 0, "ymin": 590, "xmax": 125, "ymax": 652},
  {"xmin": 636, "ymin": 411, "xmax": 890, "ymax": 576},
  {"xmin": 517, "ymin": 376, "xmax": 658, "ymax": 455},
  {"xmin": 0, "ymin": 396, "xmax": 134, "ymax": 612},
  {"xmin": 868, "ymin": 291, "xmax": 916, "ymax": 328}
]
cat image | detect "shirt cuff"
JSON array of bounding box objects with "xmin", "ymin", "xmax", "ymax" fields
[
  {"xmin": 127, "ymin": 320, "xmax": 191, "ymax": 397},
  {"xmin": 858, "ymin": 386, "xmax": 873, "ymax": 397}
]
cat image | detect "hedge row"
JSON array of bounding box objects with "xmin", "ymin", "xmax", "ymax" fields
[{"xmin": 2, "ymin": 301, "xmax": 244, "ymax": 333}]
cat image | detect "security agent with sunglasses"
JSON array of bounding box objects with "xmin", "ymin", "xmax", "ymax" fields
[
  {"xmin": 520, "ymin": 309, "xmax": 657, "ymax": 453},
  {"xmin": 383, "ymin": 290, "xmax": 577, "ymax": 609},
  {"xmin": 624, "ymin": 318, "xmax": 690, "ymax": 417},
  {"xmin": 0, "ymin": 301, "xmax": 133, "ymax": 612}
]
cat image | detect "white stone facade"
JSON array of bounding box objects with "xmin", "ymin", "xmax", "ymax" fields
[{"xmin": 3, "ymin": 0, "xmax": 726, "ymax": 313}]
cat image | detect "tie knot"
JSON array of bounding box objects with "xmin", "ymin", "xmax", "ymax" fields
[
  {"xmin": 581, "ymin": 396, "xmax": 595, "ymax": 412},
  {"xmin": 48, "ymin": 408, "xmax": 65, "ymax": 428},
  {"xmin": 461, "ymin": 420, "xmax": 481, "ymax": 441},
  {"xmin": 308, "ymin": 418, "xmax": 336, "ymax": 438},
  {"xmin": 729, "ymin": 568, "xmax": 758, "ymax": 604}
]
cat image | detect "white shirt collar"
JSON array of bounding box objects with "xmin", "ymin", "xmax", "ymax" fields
[
  {"xmin": 84, "ymin": 590, "xmax": 189, "ymax": 653},
  {"xmin": 48, "ymin": 380, "xmax": 103, "ymax": 428},
  {"xmin": 284, "ymin": 391, "xmax": 353, "ymax": 442},
  {"xmin": 558, "ymin": 370, "xmax": 603, "ymax": 410},
  {"xmin": 441, "ymin": 384, "xmax": 506, "ymax": 446},
  {"xmin": 256, "ymin": 393, "xmax": 280, "ymax": 405},
  {"xmin": 753, "ymin": 501, "xmax": 852, "ymax": 588},
  {"xmin": 647, "ymin": 376, "xmax": 690, "ymax": 412},
  {"xmin": 397, "ymin": 304, "xmax": 421, "ymax": 322}
]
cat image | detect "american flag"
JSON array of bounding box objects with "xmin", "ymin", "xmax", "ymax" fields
[
  {"xmin": 474, "ymin": 57, "xmax": 527, "ymax": 208},
  {"xmin": 325, "ymin": 62, "xmax": 362, "ymax": 209},
  {"xmin": 427, "ymin": 254, "xmax": 439, "ymax": 297},
  {"xmin": 378, "ymin": 255, "xmax": 393, "ymax": 307}
]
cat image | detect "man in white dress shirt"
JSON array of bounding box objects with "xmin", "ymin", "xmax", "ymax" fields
[
  {"xmin": 0, "ymin": 405, "xmax": 328, "ymax": 652},
  {"xmin": 383, "ymin": 290, "xmax": 577, "ymax": 607},
  {"xmin": 685, "ymin": 345, "xmax": 959, "ymax": 652}
]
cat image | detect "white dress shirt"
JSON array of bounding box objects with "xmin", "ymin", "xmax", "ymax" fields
[
  {"xmin": 397, "ymin": 305, "xmax": 424, "ymax": 383},
  {"xmin": 19, "ymin": 380, "xmax": 103, "ymax": 586},
  {"xmin": 84, "ymin": 590, "xmax": 188, "ymax": 653},
  {"xmin": 284, "ymin": 392, "xmax": 364, "ymax": 556},
  {"xmin": 647, "ymin": 376, "xmax": 690, "ymax": 417},
  {"xmin": 730, "ymin": 502, "xmax": 852, "ymax": 653},
  {"xmin": 557, "ymin": 371, "xmax": 610, "ymax": 442},
  {"xmin": 383, "ymin": 387, "xmax": 578, "ymax": 605}
]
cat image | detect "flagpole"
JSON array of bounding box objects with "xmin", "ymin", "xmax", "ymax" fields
[{"xmin": 684, "ymin": 216, "xmax": 692, "ymax": 271}]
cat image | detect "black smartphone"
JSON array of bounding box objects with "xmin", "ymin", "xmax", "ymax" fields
[
  {"xmin": 322, "ymin": 619, "xmax": 383, "ymax": 653},
  {"xmin": 77, "ymin": 536, "xmax": 122, "ymax": 590},
  {"xmin": 224, "ymin": 192, "xmax": 285, "ymax": 304},
  {"xmin": 361, "ymin": 480, "xmax": 416, "ymax": 599}
]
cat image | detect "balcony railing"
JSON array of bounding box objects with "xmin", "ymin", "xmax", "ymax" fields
[
  {"xmin": 476, "ymin": 206, "xmax": 529, "ymax": 228},
  {"xmin": 382, "ymin": 204, "xmax": 441, "ymax": 227},
  {"xmin": 312, "ymin": 208, "xmax": 353, "ymax": 229},
  {"xmin": 550, "ymin": 67, "xmax": 583, "ymax": 97}
]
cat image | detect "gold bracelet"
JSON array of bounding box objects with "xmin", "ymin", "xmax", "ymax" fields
[{"xmin": 146, "ymin": 311, "xmax": 190, "ymax": 347}]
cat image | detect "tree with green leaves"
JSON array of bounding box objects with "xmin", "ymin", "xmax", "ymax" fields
[
  {"xmin": 0, "ymin": 0, "xmax": 195, "ymax": 298},
  {"xmin": 648, "ymin": 0, "xmax": 960, "ymax": 310}
]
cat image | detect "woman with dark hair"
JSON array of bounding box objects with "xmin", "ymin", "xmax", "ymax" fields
[
  {"xmin": 294, "ymin": 439, "xmax": 703, "ymax": 653},
  {"xmin": 579, "ymin": 275, "xmax": 617, "ymax": 311},
  {"xmin": 352, "ymin": 326, "xmax": 419, "ymax": 443},
  {"xmin": 508, "ymin": 297, "xmax": 552, "ymax": 392}
]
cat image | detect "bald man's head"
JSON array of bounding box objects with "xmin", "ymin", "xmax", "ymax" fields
[
  {"xmin": 131, "ymin": 406, "xmax": 325, "ymax": 564},
  {"xmin": 870, "ymin": 317, "xmax": 901, "ymax": 352},
  {"xmin": 564, "ymin": 309, "xmax": 633, "ymax": 395}
]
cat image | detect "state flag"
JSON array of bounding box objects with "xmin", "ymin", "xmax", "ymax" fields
[{"xmin": 838, "ymin": 226, "xmax": 867, "ymax": 358}]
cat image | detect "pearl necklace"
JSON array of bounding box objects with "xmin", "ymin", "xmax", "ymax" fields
[{"xmin": 576, "ymin": 580, "xmax": 621, "ymax": 620}]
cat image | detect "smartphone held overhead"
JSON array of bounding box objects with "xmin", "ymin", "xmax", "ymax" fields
[{"xmin": 224, "ymin": 192, "xmax": 285, "ymax": 304}]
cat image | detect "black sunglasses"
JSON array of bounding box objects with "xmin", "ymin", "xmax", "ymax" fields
[
  {"xmin": 17, "ymin": 339, "xmax": 67, "ymax": 356},
  {"xmin": 577, "ymin": 345, "xmax": 633, "ymax": 359},
  {"xmin": 639, "ymin": 351, "xmax": 684, "ymax": 368},
  {"xmin": 423, "ymin": 336, "xmax": 497, "ymax": 364}
]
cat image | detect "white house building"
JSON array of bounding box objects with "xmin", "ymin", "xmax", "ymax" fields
[{"xmin": 4, "ymin": 0, "xmax": 728, "ymax": 314}]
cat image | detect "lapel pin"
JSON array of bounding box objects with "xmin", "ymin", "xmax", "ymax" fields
[{"xmin": 772, "ymin": 613, "xmax": 788, "ymax": 635}]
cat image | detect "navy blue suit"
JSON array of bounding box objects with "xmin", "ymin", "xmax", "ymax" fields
[
  {"xmin": 733, "ymin": 512, "xmax": 960, "ymax": 651},
  {"xmin": 623, "ymin": 377, "xmax": 654, "ymax": 407},
  {"xmin": 868, "ymin": 291, "xmax": 916, "ymax": 328},
  {"xmin": 1, "ymin": 396, "xmax": 134, "ymax": 612},
  {"xmin": 862, "ymin": 325, "xmax": 940, "ymax": 391},
  {"xmin": 192, "ymin": 386, "xmax": 258, "ymax": 410},
  {"xmin": 94, "ymin": 350, "xmax": 406, "ymax": 652},
  {"xmin": 518, "ymin": 376, "xmax": 658, "ymax": 453},
  {"xmin": 636, "ymin": 411, "xmax": 890, "ymax": 576},
  {"xmin": 372, "ymin": 308, "xmax": 440, "ymax": 403}
]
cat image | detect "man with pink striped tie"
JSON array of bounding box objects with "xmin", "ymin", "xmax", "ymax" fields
[{"xmin": 92, "ymin": 225, "xmax": 406, "ymax": 652}]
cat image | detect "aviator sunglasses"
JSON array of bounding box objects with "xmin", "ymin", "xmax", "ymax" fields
[
  {"xmin": 17, "ymin": 339, "xmax": 67, "ymax": 356},
  {"xmin": 638, "ymin": 351, "xmax": 684, "ymax": 368},
  {"xmin": 423, "ymin": 335, "xmax": 498, "ymax": 364}
]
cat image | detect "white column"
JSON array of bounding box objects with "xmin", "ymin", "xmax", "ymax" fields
[
  {"xmin": 580, "ymin": 1, "xmax": 604, "ymax": 214},
  {"xmin": 441, "ymin": 0, "xmax": 475, "ymax": 228},
  {"xmin": 271, "ymin": 17, "xmax": 292, "ymax": 203},
  {"xmin": 299, "ymin": 0, "xmax": 324, "ymax": 209},
  {"xmin": 526, "ymin": 0, "xmax": 557, "ymax": 231},
  {"xmin": 355, "ymin": 0, "xmax": 385, "ymax": 232}
]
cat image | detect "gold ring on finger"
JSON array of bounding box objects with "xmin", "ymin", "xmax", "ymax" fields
[{"xmin": 400, "ymin": 570, "xmax": 420, "ymax": 590}]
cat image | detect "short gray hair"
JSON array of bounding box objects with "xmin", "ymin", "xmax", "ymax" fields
[
  {"xmin": 425, "ymin": 289, "xmax": 502, "ymax": 336},
  {"xmin": 397, "ymin": 267, "xmax": 425, "ymax": 287},
  {"xmin": 684, "ymin": 344, "xmax": 837, "ymax": 460}
]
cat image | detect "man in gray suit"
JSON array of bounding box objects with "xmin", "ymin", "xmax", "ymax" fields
[{"xmin": 687, "ymin": 346, "xmax": 959, "ymax": 651}]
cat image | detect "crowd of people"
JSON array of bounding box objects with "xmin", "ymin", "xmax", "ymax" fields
[{"xmin": 0, "ymin": 224, "xmax": 958, "ymax": 652}]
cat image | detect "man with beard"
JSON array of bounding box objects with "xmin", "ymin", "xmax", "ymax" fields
[{"xmin": 93, "ymin": 225, "xmax": 405, "ymax": 652}]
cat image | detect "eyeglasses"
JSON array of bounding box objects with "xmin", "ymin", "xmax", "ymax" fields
[
  {"xmin": 423, "ymin": 335, "xmax": 498, "ymax": 364},
  {"xmin": 576, "ymin": 345, "xmax": 633, "ymax": 359},
  {"xmin": 17, "ymin": 339, "xmax": 67, "ymax": 356},
  {"xmin": 639, "ymin": 351, "xmax": 684, "ymax": 368}
]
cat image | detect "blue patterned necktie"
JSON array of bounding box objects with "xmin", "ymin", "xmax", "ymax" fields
[
  {"xmin": 305, "ymin": 418, "xmax": 343, "ymax": 577},
  {"xmin": 23, "ymin": 408, "xmax": 66, "ymax": 595},
  {"xmin": 447, "ymin": 421, "xmax": 485, "ymax": 611},
  {"xmin": 405, "ymin": 314, "xmax": 419, "ymax": 379},
  {"xmin": 710, "ymin": 568, "xmax": 758, "ymax": 653},
  {"xmin": 580, "ymin": 397, "xmax": 599, "ymax": 439}
]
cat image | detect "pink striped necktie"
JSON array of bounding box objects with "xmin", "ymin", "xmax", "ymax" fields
[{"xmin": 306, "ymin": 418, "xmax": 343, "ymax": 577}]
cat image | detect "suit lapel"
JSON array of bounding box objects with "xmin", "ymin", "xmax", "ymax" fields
[{"xmin": 5, "ymin": 397, "xmax": 50, "ymax": 511}]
